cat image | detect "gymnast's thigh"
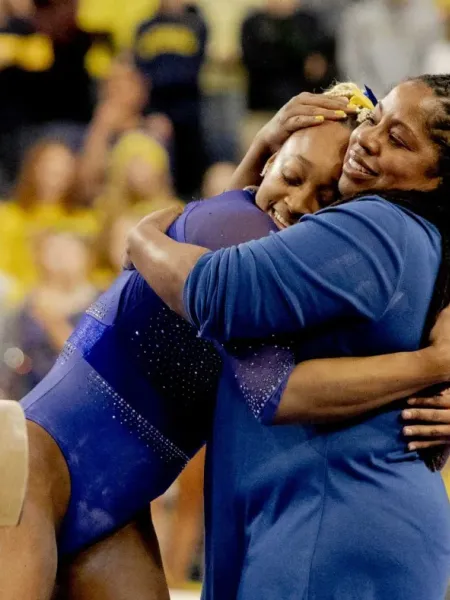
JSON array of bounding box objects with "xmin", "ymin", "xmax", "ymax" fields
[
  {"xmin": 57, "ymin": 513, "xmax": 170, "ymax": 600},
  {"xmin": 21, "ymin": 349, "xmax": 191, "ymax": 556}
]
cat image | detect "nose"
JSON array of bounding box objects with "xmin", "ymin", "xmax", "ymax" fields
[
  {"xmin": 285, "ymin": 186, "xmax": 320, "ymax": 218},
  {"xmin": 356, "ymin": 123, "xmax": 381, "ymax": 156}
]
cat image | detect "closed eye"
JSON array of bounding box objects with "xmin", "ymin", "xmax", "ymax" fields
[
  {"xmin": 389, "ymin": 132, "xmax": 409, "ymax": 150},
  {"xmin": 282, "ymin": 172, "xmax": 303, "ymax": 186}
]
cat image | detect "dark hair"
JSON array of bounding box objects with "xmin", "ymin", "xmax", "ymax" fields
[
  {"xmin": 415, "ymin": 74, "xmax": 450, "ymax": 187},
  {"xmin": 333, "ymin": 75, "xmax": 450, "ymax": 471}
]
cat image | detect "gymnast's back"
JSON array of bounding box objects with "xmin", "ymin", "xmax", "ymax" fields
[{"xmin": 21, "ymin": 190, "xmax": 278, "ymax": 555}]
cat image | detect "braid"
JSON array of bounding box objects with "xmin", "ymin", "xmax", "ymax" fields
[
  {"xmin": 335, "ymin": 75, "xmax": 450, "ymax": 471},
  {"xmin": 410, "ymin": 75, "xmax": 450, "ymax": 471},
  {"xmin": 415, "ymin": 75, "xmax": 450, "ymax": 185}
]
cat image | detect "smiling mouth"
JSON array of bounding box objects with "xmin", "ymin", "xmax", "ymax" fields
[
  {"xmin": 344, "ymin": 151, "xmax": 378, "ymax": 178},
  {"xmin": 271, "ymin": 208, "xmax": 290, "ymax": 229}
]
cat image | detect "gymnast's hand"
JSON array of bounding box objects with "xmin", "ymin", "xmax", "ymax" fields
[
  {"xmin": 123, "ymin": 206, "xmax": 184, "ymax": 270},
  {"xmin": 257, "ymin": 92, "xmax": 358, "ymax": 154},
  {"xmin": 402, "ymin": 304, "xmax": 450, "ymax": 450}
]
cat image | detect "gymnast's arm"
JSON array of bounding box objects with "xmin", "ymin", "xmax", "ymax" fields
[
  {"xmin": 127, "ymin": 204, "xmax": 450, "ymax": 440},
  {"xmin": 127, "ymin": 200, "xmax": 404, "ymax": 338},
  {"xmin": 128, "ymin": 200, "xmax": 406, "ymax": 340}
]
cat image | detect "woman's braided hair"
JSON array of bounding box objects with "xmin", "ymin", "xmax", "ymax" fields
[{"xmin": 339, "ymin": 75, "xmax": 450, "ymax": 471}]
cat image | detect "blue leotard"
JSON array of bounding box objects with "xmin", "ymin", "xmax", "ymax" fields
[
  {"xmin": 21, "ymin": 190, "xmax": 281, "ymax": 555},
  {"xmin": 183, "ymin": 196, "xmax": 450, "ymax": 600}
]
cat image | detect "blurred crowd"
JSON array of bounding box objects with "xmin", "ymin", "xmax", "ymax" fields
[{"xmin": 0, "ymin": 0, "xmax": 448, "ymax": 590}]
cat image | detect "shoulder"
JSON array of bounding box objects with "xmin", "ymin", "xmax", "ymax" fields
[
  {"xmin": 179, "ymin": 189, "xmax": 276, "ymax": 248},
  {"xmin": 182, "ymin": 189, "xmax": 257, "ymax": 224},
  {"xmin": 285, "ymin": 196, "xmax": 410, "ymax": 271},
  {"xmin": 312, "ymin": 195, "xmax": 440, "ymax": 263},
  {"xmin": 312, "ymin": 196, "xmax": 409, "ymax": 236}
]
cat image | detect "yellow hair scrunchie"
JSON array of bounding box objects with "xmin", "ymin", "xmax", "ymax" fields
[{"xmin": 348, "ymin": 91, "xmax": 375, "ymax": 112}]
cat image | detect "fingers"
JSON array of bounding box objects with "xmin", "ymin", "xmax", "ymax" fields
[
  {"xmin": 282, "ymin": 115, "xmax": 332, "ymax": 133},
  {"xmin": 289, "ymin": 92, "xmax": 358, "ymax": 113},
  {"xmin": 403, "ymin": 408, "xmax": 450, "ymax": 423},
  {"xmin": 407, "ymin": 440, "xmax": 447, "ymax": 451},
  {"xmin": 277, "ymin": 93, "xmax": 360, "ymax": 136},
  {"xmin": 147, "ymin": 205, "xmax": 184, "ymax": 222},
  {"xmin": 282, "ymin": 105, "xmax": 348, "ymax": 131},
  {"xmin": 138, "ymin": 206, "xmax": 184, "ymax": 232},
  {"xmin": 408, "ymin": 390, "xmax": 450, "ymax": 408},
  {"xmin": 403, "ymin": 424, "xmax": 450, "ymax": 439},
  {"xmin": 402, "ymin": 398, "xmax": 450, "ymax": 449}
]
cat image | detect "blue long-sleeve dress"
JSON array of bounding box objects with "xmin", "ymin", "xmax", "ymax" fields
[{"xmin": 183, "ymin": 196, "xmax": 450, "ymax": 600}]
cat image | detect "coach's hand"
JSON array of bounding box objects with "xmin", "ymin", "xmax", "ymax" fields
[{"xmin": 258, "ymin": 92, "xmax": 357, "ymax": 155}]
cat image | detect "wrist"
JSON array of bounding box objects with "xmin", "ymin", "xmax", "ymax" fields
[
  {"xmin": 417, "ymin": 346, "xmax": 450, "ymax": 383},
  {"xmin": 253, "ymin": 129, "xmax": 273, "ymax": 158}
]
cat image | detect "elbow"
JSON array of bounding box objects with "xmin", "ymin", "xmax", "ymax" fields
[{"xmin": 273, "ymin": 390, "xmax": 317, "ymax": 424}]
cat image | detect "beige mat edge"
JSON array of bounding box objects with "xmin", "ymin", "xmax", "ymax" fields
[{"xmin": 0, "ymin": 401, "xmax": 28, "ymax": 526}]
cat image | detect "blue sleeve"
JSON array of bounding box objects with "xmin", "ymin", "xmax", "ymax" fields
[{"xmin": 183, "ymin": 198, "xmax": 407, "ymax": 342}]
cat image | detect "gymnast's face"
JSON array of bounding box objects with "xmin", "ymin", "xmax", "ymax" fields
[
  {"xmin": 256, "ymin": 122, "xmax": 350, "ymax": 229},
  {"xmin": 339, "ymin": 81, "xmax": 442, "ymax": 197}
]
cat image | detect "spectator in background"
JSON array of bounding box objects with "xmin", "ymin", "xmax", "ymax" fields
[
  {"xmin": 0, "ymin": 140, "xmax": 98, "ymax": 295},
  {"xmin": 0, "ymin": 0, "xmax": 113, "ymax": 194},
  {"xmin": 240, "ymin": 0, "xmax": 336, "ymax": 153},
  {"xmin": 338, "ymin": 0, "xmax": 440, "ymax": 97},
  {"xmin": 5, "ymin": 230, "xmax": 98, "ymax": 398},
  {"xmin": 425, "ymin": 0, "xmax": 450, "ymax": 74},
  {"xmin": 78, "ymin": 58, "xmax": 150, "ymax": 202},
  {"xmin": 196, "ymin": 0, "xmax": 251, "ymax": 164},
  {"xmin": 79, "ymin": 58, "xmax": 175, "ymax": 200},
  {"xmin": 93, "ymin": 131, "xmax": 182, "ymax": 287},
  {"xmin": 133, "ymin": 0, "xmax": 208, "ymax": 198},
  {"xmin": 77, "ymin": 0, "xmax": 160, "ymax": 51},
  {"xmin": 303, "ymin": 0, "xmax": 358, "ymax": 35}
]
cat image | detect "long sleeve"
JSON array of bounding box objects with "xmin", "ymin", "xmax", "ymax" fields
[{"xmin": 183, "ymin": 198, "xmax": 407, "ymax": 342}]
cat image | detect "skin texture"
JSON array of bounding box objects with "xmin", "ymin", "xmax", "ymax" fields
[
  {"xmin": 255, "ymin": 122, "xmax": 350, "ymax": 228},
  {"xmin": 0, "ymin": 421, "xmax": 70, "ymax": 600},
  {"xmin": 339, "ymin": 81, "xmax": 442, "ymax": 196},
  {"xmin": 57, "ymin": 512, "xmax": 169, "ymax": 600}
]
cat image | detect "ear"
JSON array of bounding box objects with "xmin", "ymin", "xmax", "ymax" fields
[{"xmin": 261, "ymin": 153, "xmax": 278, "ymax": 178}]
